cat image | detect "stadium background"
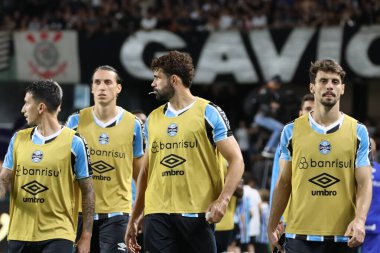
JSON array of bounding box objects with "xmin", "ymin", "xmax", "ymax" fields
[{"xmin": 0, "ymin": 0, "xmax": 380, "ymax": 252}]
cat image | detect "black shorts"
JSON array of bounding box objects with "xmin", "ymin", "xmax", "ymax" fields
[
  {"xmin": 8, "ymin": 239, "xmax": 73, "ymax": 253},
  {"xmin": 77, "ymin": 214, "xmax": 129, "ymax": 253},
  {"xmin": 285, "ymin": 238, "xmax": 359, "ymax": 253},
  {"xmin": 215, "ymin": 229, "xmax": 234, "ymax": 253},
  {"xmin": 144, "ymin": 213, "xmax": 216, "ymax": 253}
]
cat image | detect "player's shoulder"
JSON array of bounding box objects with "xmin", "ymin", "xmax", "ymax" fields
[
  {"xmin": 283, "ymin": 120, "xmax": 295, "ymax": 131},
  {"xmin": 14, "ymin": 127, "xmax": 35, "ymax": 140},
  {"xmin": 205, "ymin": 101, "xmax": 227, "ymax": 116},
  {"xmin": 356, "ymin": 121, "xmax": 370, "ymax": 139},
  {"xmin": 71, "ymin": 131, "xmax": 88, "ymax": 147},
  {"xmin": 66, "ymin": 110, "xmax": 81, "ymax": 128}
]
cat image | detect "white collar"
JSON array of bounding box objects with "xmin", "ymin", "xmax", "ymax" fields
[
  {"xmin": 35, "ymin": 126, "xmax": 63, "ymax": 142},
  {"xmin": 92, "ymin": 106, "xmax": 122, "ymax": 128},
  {"xmin": 308, "ymin": 111, "xmax": 344, "ymax": 134},
  {"xmin": 167, "ymin": 100, "xmax": 197, "ymax": 116}
]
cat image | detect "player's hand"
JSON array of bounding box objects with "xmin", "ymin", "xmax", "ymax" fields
[
  {"xmin": 205, "ymin": 198, "xmax": 229, "ymax": 223},
  {"xmin": 125, "ymin": 217, "xmax": 142, "ymax": 253},
  {"xmin": 76, "ymin": 232, "xmax": 91, "ymax": 253},
  {"xmin": 268, "ymin": 221, "xmax": 285, "ymax": 253},
  {"xmin": 345, "ymin": 218, "xmax": 365, "ymax": 248}
]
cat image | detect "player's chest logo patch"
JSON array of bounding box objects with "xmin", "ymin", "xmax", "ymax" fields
[
  {"xmin": 31, "ymin": 150, "xmax": 43, "ymax": 163},
  {"xmin": 167, "ymin": 123, "xmax": 178, "ymax": 137},
  {"xmin": 99, "ymin": 133, "xmax": 109, "ymax": 145},
  {"xmin": 319, "ymin": 140, "xmax": 331, "ymax": 155}
]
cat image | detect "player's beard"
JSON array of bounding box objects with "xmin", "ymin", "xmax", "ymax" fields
[
  {"xmin": 155, "ymin": 81, "xmax": 175, "ymax": 101},
  {"xmin": 320, "ymin": 94, "xmax": 339, "ymax": 108}
]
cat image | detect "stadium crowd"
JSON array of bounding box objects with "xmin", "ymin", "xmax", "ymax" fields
[{"xmin": 1, "ymin": 0, "xmax": 380, "ymax": 34}]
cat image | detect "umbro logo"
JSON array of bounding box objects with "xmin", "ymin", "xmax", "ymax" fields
[
  {"xmin": 309, "ymin": 173, "xmax": 340, "ymax": 188},
  {"xmin": 21, "ymin": 180, "xmax": 49, "ymax": 195},
  {"xmin": 160, "ymin": 154, "xmax": 186, "ymax": 169},
  {"xmin": 91, "ymin": 161, "xmax": 114, "ymax": 174}
]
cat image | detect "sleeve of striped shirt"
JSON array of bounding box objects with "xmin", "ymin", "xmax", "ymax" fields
[
  {"xmin": 205, "ymin": 103, "xmax": 232, "ymax": 143},
  {"xmin": 133, "ymin": 118, "xmax": 144, "ymax": 158},
  {"xmin": 2, "ymin": 133, "xmax": 17, "ymax": 170},
  {"xmin": 356, "ymin": 123, "xmax": 371, "ymax": 168},
  {"xmin": 65, "ymin": 112, "xmax": 80, "ymax": 130},
  {"xmin": 71, "ymin": 134, "xmax": 92, "ymax": 179},
  {"xmin": 280, "ymin": 123, "xmax": 294, "ymax": 161}
]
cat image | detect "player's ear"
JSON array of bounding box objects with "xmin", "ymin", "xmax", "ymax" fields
[{"xmin": 309, "ymin": 83, "xmax": 314, "ymax": 94}]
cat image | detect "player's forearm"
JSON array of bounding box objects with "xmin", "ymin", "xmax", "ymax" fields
[
  {"xmin": 0, "ymin": 169, "xmax": 12, "ymax": 199},
  {"xmin": 130, "ymin": 166, "xmax": 148, "ymax": 223},
  {"xmin": 0, "ymin": 183, "xmax": 6, "ymax": 199},
  {"xmin": 132, "ymin": 156, "xmax": 143, "ymax": 182},
  {"xmin": 217, "ymin": 157, "xmax": 244, "ymax": 204},
  {"xmin": 268, "ymin": 178, "xmax": 291, "ymax": 232},
  {"xmin": 355, "ymin": 174, "xmax": 372, "ymax": 223},
  {"xmin": 79, "ymin": 178, "xmax": 95, "ymax": 235}
]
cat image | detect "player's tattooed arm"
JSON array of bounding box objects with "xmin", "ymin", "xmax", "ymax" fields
[
  {"xmin": 0, "ymin": 169, "xmax": 13, "ymax": 199},
  {"xmin": 78, "ymin": 177, "xmax": 95, "ymax": 233},
  {"xmin": 77, "ymin": 177, "xmax": 94, "ymax": 253}
]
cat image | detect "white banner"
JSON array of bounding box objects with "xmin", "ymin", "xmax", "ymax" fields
[{"xmin": 14, "ymin": 31, "xmax": 80, "ymax": 83}]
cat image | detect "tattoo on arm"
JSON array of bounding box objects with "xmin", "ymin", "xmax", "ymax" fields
[
  {"xmin": 0, "ymin": 169, "xmax": 13, "ymax": 198},
  {"xmin": 78, "ymin": 178, "xmax": 95, "ymax": 234}
]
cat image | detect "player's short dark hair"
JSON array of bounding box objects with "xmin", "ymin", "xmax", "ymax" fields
[
  {"xmin": 300, "ymin": 93, "xmax": 314, "ymax": 109},
  {"xmin": 309, "ymin": 59, "xmax": 346, "ymax": 84},
  {"xmin": 131, "ymin": 109, "xmax": 146, "ymax": 115},
  {"xmin": 26, "ymin": 80, "xmax": 62, "ymax": 112},
  {"xmin": 151, "ymin": 51, "xmax": 195, "ymax": 88},
  {"xmin": 92, "ymin": 65, "xmax": 122, "ymax": 84}
]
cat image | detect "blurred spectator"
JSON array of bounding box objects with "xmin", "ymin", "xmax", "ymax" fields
[
  {"xmin": 364, "ymin": 117, "xmax": 377, "ymax": 138},
  {"xmin": 237, "ymin": 172, "xmax": 262, "ymax": 253},
  {"xmin": 218, "ymin": 7, "xmax": 235, "ymax": 30},
  {"xmin": 235, "ymin": 119, "xmax": 251, "ymax": 170},
  {"xmin": 256, "ymin": 189, "xmax": 270, "ymax": 253},
  {"xmin": 140, "ymin": 8, "xmax": 157, "ymax": 30},
  {"xmin": 247, "ymin": 76, "xmax": 284, "ymax": 158},
  {"xmin": 132, "ymin": 109, "xmax": 147, "ymax": 124}
]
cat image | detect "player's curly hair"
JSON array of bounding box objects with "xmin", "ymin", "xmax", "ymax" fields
[
  {"xmin": 309, "ymin": 59, "xmax": 346, "ymax": 84},
  {"xmin": 151, "ymin": 51, "xmax": 195, "ymax": 88}
]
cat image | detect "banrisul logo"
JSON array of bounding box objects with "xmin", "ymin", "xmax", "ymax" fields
[
  {"xmin": 167, "ymin": 123, "xmax": 178, "ymax": 137},
  {"xmin": 21, "ymin": 180, "xmax": 48, "ymax": 203},
  {"xmin": 298, "ymin": 157, "xmax": 308, "ymax": 169},
  {"xmin": 150, "ymin": 140, "xmax": 198, "ymax": 154},
  {"xmin": 99, "ymin": 133, "xmax": 109, "ymax": 145},
  {"xmin": 319, "ymin": 140, "xmax": 331, "ymax": 155},
  {"xmin": 298, "ymin": 158, "xmax": 352, "ymax": 169},
  {"xmin": 309, "ymin": 173, "xmax": 340, "ymax": 196},
  {"xmin": 31, "ymin": 150, "xmax": 43, "ymax": 163}
]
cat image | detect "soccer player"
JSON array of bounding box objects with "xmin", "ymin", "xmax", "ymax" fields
[
  {"xmin": 66, "ymin": 65, "xmax": 144, "ymax": 253},
  {"xmin": 215, "ymin": 158, "xmax": 243, "ymax": 253},
  {"xmin": 362, "ymin": 138, "xmax": 380, "ymax": 253},
  {"xmin": 268, "ymin": 59, "xmax": 372, "ymax": 253},
  {"xmin": 0, "ymin": 80, "xmax": 94, "ymax": 253},
  {"xmin": 125, "ymin": 51, "xmax": 244, "ymax": 253},
  {"xmin": 269, "ymin": 93, "xmax": 315, "ymax": 206}
]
